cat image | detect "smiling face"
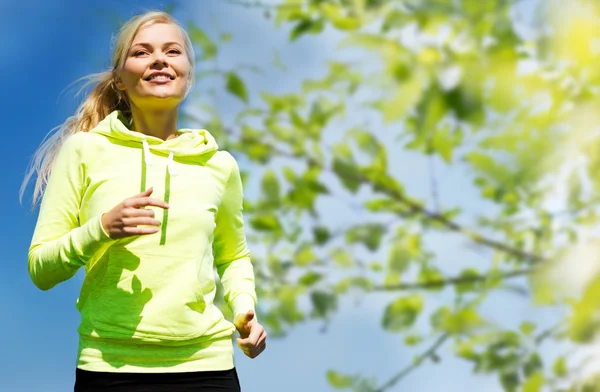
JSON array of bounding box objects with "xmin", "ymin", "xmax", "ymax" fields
[{"xmin": 115, "ymin": 22, "xmax": 192, "ymax": 109}]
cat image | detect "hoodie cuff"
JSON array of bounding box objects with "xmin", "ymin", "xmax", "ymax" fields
[
  {"xmin": 232, "ymin": 293, "xmax": 256, "ymax": 317},
  {"xmin": 68, "ymin": 214, "xmax": 118, "ymax": 267},
  {"xmin": 97, "ymin": 213, "xmax": 112, "ymax": 240}
]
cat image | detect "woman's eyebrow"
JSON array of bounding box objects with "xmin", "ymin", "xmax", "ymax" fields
[{"xmin": 130, "ymin": 42, "xmax": 183, "ymax": 49}]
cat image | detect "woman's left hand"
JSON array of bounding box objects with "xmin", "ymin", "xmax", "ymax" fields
[{"xmin": 233, "ymin": 310, "xmax": 267, "ymax": 359}]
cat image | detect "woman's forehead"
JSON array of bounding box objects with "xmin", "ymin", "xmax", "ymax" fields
[{"xmin": 132, "ymin": 23, "xmax": 184, "ymax": 45}]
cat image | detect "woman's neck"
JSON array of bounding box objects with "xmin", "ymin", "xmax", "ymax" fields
[{"xmin": 129, "ymin": 105, "xmax": 179, "ymax": 141}]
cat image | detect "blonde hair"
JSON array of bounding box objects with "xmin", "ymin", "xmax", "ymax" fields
[{"xmin": 20, "ymin": 10, "xmax": 196, "ymax": 207}]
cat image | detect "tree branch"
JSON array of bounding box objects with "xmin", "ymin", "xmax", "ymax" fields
[
  {"xmin": 372, "ymin": 267, "xmax": 533, "ymax": 291},
  {"xmin": 287, "ymin": 145, "xmax": 544, "ymax": 263},
  {"xmin": 375, "ymin": 333, "xmax": 450, "ymax": 392},
  {"xmin": 224, "ymin": 129, "xmax": 546, "ymax": 264},
  {"xmin": 362, "ymin": 173, "xmax": 546, "ymax": 263},
  {"xmin": 535, "ymin": 321, "xmax": 565, "ymax": 345}
]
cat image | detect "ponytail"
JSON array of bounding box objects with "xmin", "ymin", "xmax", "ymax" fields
[{"xmin": 20, "ymin": 69, "xmax": 130, "ymax": 207}]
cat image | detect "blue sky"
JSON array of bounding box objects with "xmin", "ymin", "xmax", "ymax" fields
[{"xmin": 1, "ymin": 0, "xmax": 562, "ymax": 391}]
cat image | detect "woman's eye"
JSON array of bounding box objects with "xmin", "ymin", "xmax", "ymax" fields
[
  {"xmin": 133, "ymin": 51, "xmax": 147, "ymax": 56},
  {"xmin": 168, "ymin": 49, "xmax": 181, "ymax": 54}
]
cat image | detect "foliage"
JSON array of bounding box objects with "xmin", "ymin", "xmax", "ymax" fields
[{"xmin": 181, "ymin": 0, "xmax": 600, "ymax": 390}]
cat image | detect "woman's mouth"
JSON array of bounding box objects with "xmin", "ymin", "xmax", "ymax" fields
[
  {"xmin": 144, "ymin": 73, "xmax": 175, "ymax": 84},
  {"xmin": 146, "ymin": 75, "xmax": 173, "ymax": 84}
]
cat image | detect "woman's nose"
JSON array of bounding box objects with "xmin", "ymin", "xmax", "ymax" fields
[{"xmin": 150, "ymin": 52, "xmax": 167, "ymax": 67}]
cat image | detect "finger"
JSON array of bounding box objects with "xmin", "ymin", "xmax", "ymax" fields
[
  {"xmin": 255, "ymin": 342, "xmax": 266, "ymax": 355},
  {"xmin": 122, "ymin": 226, "xmax": 160, "ymax": 235},
  {"xmin": 122, "ymin": 217, "xmax": 161, "ymax": 227},
  {"xmin": 128, "ymin": 197, "xmax": 169, "ymax": 209},
  {"xmin": 255, "ymin": 330, "xmax": 267, "ymax": 347},
  {"xmin": 237, "ymin": 335, "xmax": 257, "ymax": 348},
  {"xmin": 123, "ymin": 208, "xmax": 155, "ymax": 218},
  {"xmin": 250, "ymin": 343, "xmax": 266, "ymax": 359},
  {"xmin": 238, "ymin": 332, "xmax": 260, "ymax": 348},
  {"xmin": 246, "ymin": 325, "xmax": 262, "ymax": 346},
  {"xmin": 245, "ymin": 310, "xmax": 255, "ymax": 323},
  {"xmin": 237, "ymin": 337, "xmax": 258, "ymax": 349},
  {"xmin": 133, "ymin": 187, "xmax": 153, "ymax": 198},
  {"xmin": 237, "ymin": 337, "xmax": 251, "ymax": 348}
]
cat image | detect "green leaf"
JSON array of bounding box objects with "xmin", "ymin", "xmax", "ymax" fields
[
  {"xmin": 364, "ymin": 198, "xmax": 404, "ymax": 213},
  {"xmin": 274, "ymin": 0, "xmax": 304, "ymax": 25},
  {"xmin": 249, "ymin": 214, "xmax": 281, "ymax": 232},
  {"xmin": 519, "ymin": 321, "xmax": 536, "ymax": 336},
  {"xmin": 188, "ymin": 24, "xmax": 217, "ymax": 59},
  {"xmin": 349, "ymin": 128, "xmax": 387, "ymax": 171},
  {"xmin": 320, "ymin": 3, "xmax": 362, "ymax": 30},
  {"xmin": 370, "ymin": 262, "xmax": 383, "ymax": 272},
  {"xmin": 277, "ymin": 286, "xmax": 305, "ymax": 323},
  {"xmin": 345, "ymin": 223, "xmax": 386, "ymax": 251},
  {"xmin": 552, "ymin": 356, "xmax": 567, "ymax": 377},
  {"xmin": 378, "ymin": 73, "xmax": 426, "ymax": 123},
  {"xmin": 443, "ymin": 85, "xmax": 484, "ymax": 124},
  {"xmin": 332, "ymin": 157, "xmax": 361, "ymax": 193},
  {"xmin": 312, "ymin": 226, "xmax": 331, "ymax": 245},
  {"xmin": 523, "ymin": 353, "xmax": 542, "ymax": 378},
  {"xmin": 382, "ymin": 9, "xmax": 411, "ymax": 32},
  {"xmin": 350, "ymin": 128, "xmax": 381, "ymax": 158},
  {"xmin": 413, "ymin": 89, "xmax": 448, "ymax": 152},
  {"xmin": 261, "ymin": 169, "xmax": 281, "ymax": 205},
  {"xmin": 388, "ymin": 242, "xmax": 411, "ymax": 274},
  {"xmin": 569, "ymin": 275, "xmax": 600, "ymax": 342},
  {"xmin": 226, "ymin": 72, "xmax": 249, "ymax": 103},
  {"xmin": 382, "ymin": 295, "xmax": 423, "ymax": 332},
  {"xmin": 499, "ymin": 371, "xmax": 519, "ymax": 392},
  {"xmin": 220, "ymin": 33, "xmax": 232, "ymax": 42},
  {"xmin": 283, "ymin": 166, "xmax": 296, "ymax": 183},
  {"xmin": 455, "ymin": 268, "xmax": 481, "ymax": 294},
  {"xmin": 295, "ymin": 243, "xmax": 318, "ymax": 266},
  {"xmin": 326, "ymin": 370, "xmax": 354, "ymax": 389},
  {"xmin": 431, "ymin": 306, "xmax": 483, "ymax": 335},
  {"xmin": 290, "ymin": 17, "xmax": 324, "ymax": 41},
  {"xmin": 522, "ymin": 372, "xmax": 544, "ymax": 392},
  {"xmin": 404, "ymin": 334, "xmax": 423, "ymax": 346},
  {"xmin": 456, "ymin": 340, "xmax": 479, "ymax": 361},
  {"xmin": 310, "ymin": 290, "xmax": 337, "ymax": 318},
  {"xmin": 431, "ymin": 126, "xmax": 458, "ymax": 163},
  {"xmin": 330, "ymin": 247, "xmax": 355, "ymax": 268},
  {"xmin": 272, "ymin": 48, "xmax": 287, "ymax": 71},
  {"xmin": 418, "ymin": 266, "xmax": 445, "ymax": 292},
  {"xmin": 334, "ymin": 277, "xmax": 375, "ymax": 294},
  {"xmin": 299, "ymin": 271, "xmax": 323, "ymax": 287}
]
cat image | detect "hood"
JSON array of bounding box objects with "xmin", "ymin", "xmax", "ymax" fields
[
  {"xmin": 90, "ymin": 110, "xmax": 219, "ymax": 162},
  {"xmin": 88, "ymin": 110, "xmax": 219, "ymax": 246}
]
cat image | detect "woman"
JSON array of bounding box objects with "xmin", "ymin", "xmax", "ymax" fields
[{"xmin": 21, "ymin": 10, "xmax": 266, "ymax": 392}]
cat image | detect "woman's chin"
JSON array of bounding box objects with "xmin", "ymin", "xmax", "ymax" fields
[{"xmin": 134, "ymin": 93, "xmax": 183, "ymax": 107}]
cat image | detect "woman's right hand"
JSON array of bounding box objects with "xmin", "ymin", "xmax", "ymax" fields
[{"xmin": 100, "ymin": 187, "xmax": 169, "ymax": 239}]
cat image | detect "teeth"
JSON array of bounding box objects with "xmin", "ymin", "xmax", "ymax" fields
[{"xmin": 149, "ymin": 75, "xmax": 171, "ymax": 80}]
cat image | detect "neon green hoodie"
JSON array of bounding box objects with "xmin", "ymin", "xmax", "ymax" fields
[{"xmin": 28, "ymin": 110, "xmax": 257, "ymax": 372}]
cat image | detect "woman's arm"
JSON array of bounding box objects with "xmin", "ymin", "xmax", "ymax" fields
[
  {"xmin": 28, "ymin": 133, "xmax": 117, "ymax": 291},
  {"xmin": 213, "ymin": 152, "xmax": 257, "ymax": 317}
]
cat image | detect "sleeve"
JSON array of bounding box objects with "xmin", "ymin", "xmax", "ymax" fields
[
  {"xmin": 213, "ymin": 152, "xmax": 257, "ymax": 317},
  {"xmin": 28, "ymin": 133, "xmax": 117, "ymax": 291}
]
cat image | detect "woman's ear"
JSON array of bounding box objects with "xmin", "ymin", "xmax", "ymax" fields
[{"xmin": 114, "ymin": 77, "xmax": 126, "ymax": 91}]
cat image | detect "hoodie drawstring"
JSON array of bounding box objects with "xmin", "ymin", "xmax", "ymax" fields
[
  {"xmin": 143, "ymin": 137, "xmax": 177, "ymax": 176},
  {"xmin": 167, "ymin": 150, "xmax": 177, "ymax": 177},
  {"xmin": 142, "ymin": 137, "xmax": 153, "ymax": 168},
  {"xmin": 141, "ymin": 139, "xmax": 176, "ymax": 246}
]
